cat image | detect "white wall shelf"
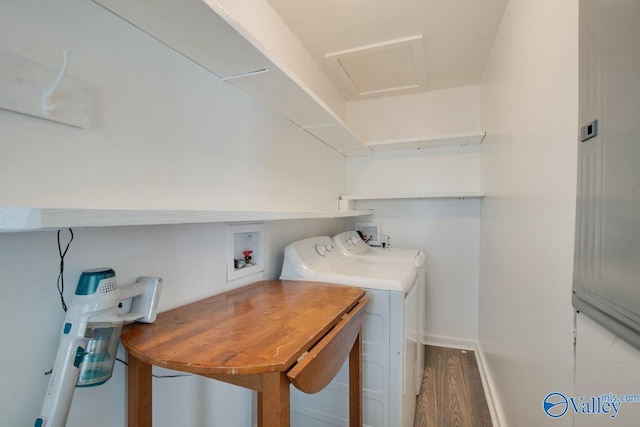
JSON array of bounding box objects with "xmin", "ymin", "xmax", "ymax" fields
[
  {"xmin": 92, "ymin": 0, "xmax": 372, "ymax": 157},
  {"xmin": 339, "ymin": 191, "xmax": 485, "ymax": 211},
  {"xmin": 0, "ymin": 207, "xmax": 373, "ymax": 232},
  {"xmin": 366, "ymin": 131, "xmax": 486, "ymax": 152}
]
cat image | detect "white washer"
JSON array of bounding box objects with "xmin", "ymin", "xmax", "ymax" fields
[
  {"xmin": 333, "ymin": 231, "xmax": 426, "ymax": 395},
  {"xmin": 333, "ymin": 231, "xmax": 425, "ymax": 267},
  {"xmin": 280, "ymin": 236, "xmax": 418, "ymax": 427}
]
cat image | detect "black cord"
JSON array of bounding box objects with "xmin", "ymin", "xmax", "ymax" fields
[
  {"xmin": 45, "ymin": 358, "xmax": 193, "ymax": 378},
  {"xmin": 56, "ymin": 228, "xmax": 74, "ymax": 312},
  {"xmin": 115, "ymin": 358, "xmax": 193, "ymax": 379}
]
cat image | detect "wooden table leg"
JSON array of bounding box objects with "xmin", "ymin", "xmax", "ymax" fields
[
  {"xmin": 127, "ymin": 353, "xmax": 152, "ymax": 427},
  {"xmin": 257, "ymin": 371, "xmax": 290, "ymax": 427},
  {"xmin": 349, "ymin": 331, "xmax": 363, "ymax": 427}
]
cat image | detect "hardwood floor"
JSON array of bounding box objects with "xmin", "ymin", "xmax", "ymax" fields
[{"xmin": 414, "ymin": 346, "xmax": 492, "ymax": 427}]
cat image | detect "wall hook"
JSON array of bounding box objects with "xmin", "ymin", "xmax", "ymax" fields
[{"xmin": 43, "ymin": 50, "xmax": 70, "ymax": 116}]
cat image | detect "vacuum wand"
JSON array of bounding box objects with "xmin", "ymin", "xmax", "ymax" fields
[{"xmin": 35, "ymin": 268, "xmax": 162, "ymax": 427}]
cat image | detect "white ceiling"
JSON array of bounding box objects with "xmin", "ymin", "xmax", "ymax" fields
[{"xmin": 267, "ymin": 0, "xmax": 508, "ymax": 100}]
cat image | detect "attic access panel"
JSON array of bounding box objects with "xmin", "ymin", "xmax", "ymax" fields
[{"xmin": 325, "ymin": 35, "xmax": 426, "ymax": 99}]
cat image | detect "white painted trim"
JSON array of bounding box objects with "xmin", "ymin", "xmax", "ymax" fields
[
  {"xmin": 475, "ymin": 341, "xmax": 508, "ymax": 427},
  {"xmin": 421, "ymin": 333, "xmax": 476, "ymax": 350}
]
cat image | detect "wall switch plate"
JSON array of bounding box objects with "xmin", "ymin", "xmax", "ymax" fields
[{"xmin": 580, "ymin": 119, "xmax": 598, "ymax": 142}]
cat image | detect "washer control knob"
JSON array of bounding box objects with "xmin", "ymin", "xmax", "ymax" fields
[
  {"xmin": 315, "ymin": 244, "xmax": 326, "ymax": 256},
  {"xmin": 325, "ymin": 243, "xmax": 334, "ymax": 251},
  {"xmin": 350, "ymin": 236, "xmax": 360, "ymax": 245}
]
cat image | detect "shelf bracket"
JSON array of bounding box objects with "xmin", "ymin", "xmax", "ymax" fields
[
  {"xmin": 338, "ymin": 198, "xmax": 356, "ymax": 212},
  {"xmin": 220, "ymin": 68, "xmax": 270, "ymax": 81},
  {"xmin": 42, "ymin": 50, "xmax": 70, "ymax": 116}
]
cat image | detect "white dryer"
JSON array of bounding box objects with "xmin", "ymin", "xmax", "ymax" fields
[
  {"xmin": 280, "ymin": 236, "xmax": 418, "ymax": 427},
  {"xmin": 333, "ymin": 231, "xmax": 426, "ymax": 395}
]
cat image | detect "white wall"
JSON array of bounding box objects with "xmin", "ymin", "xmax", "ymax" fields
[
  {"xmin": 347, "ymin": 199, "xmax": 480, "ymax": 347},
  {"xmin": 348, "ymin": 84, "xmax": 481, "ymax": 142},
  {"xmin": 7, "ymin": 2, "xmax": 640, "ymax": 427},
  {"xmin": 574, "ymin": 314, "xmax": 640, "ymax": 426},
  {"xmin": 343, "ymin": 85, "xmax": 483, "ymax": 347},
  {"xmin": 478, "ymin": 0, "xmax": 579, "ymax": 425},
  {"xmin": 346, "ymin": 2, "xmax": 640, "ymax": 425},
  {"xmin": 0, "ymin": 1, "xmax": 355, "ymax": 426},
  {"xmin": 0, "ymin": 0, "xmax": 346, "ymax": 211},
  {"xmin": 346, "ymin": 144, "xmax": 482, "ymax": 196},
  {"xmin": 0, "ymin": 218, "xmax": 349, "ymax": 427},
  {"xmin": 345, "ymin": 84, "xmax": 483, "ymax": 347},
  {"xmin": 480, "ymin": 0, "xmax": 640, "ymax": 424}
]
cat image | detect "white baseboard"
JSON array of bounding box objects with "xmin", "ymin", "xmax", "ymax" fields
[
  {"xmin": 421, "ymin": 333, "xmax": 476, "ymax": 350},
  {"xmin": 474, "ymin": 342, "xmax": 507, "ymax": 427}
]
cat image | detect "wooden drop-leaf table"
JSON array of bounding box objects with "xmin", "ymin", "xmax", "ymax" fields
[{"xmin": 121, "ymin": 280, "xmax": 369, "ymax": 427}]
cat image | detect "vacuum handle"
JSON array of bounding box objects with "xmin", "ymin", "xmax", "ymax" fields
[{"xmin": 118, "ymin": 276, "xmax": 162, "ymax": 323}]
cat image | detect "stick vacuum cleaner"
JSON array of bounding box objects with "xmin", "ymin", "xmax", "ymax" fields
[{"xmin": 35, "ymin": 268, "xmax": 162, "ymax": 427}]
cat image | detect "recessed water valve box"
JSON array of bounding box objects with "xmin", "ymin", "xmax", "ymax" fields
[
  {"xmin": 355, "ymin": 222, "xmax": 382, "ymax": 246},
  {"xmin": 227, "ymin": 223, "xmax": 265, "ymax": 282}
]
